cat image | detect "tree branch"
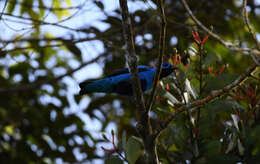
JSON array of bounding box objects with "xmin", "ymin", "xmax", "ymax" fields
[
  {"xmin": 243, "ymin": 0, "xmax": 260, "ymax": 50},
  {"xmin": 180, "ymin": 0, "xmax": 260, "ymax": 56},
  {"xmin": 146, "ymin": 0, "xmax": 167, "ymax": 112},
  {"xmin": 0, "ymin": 30, "xmax": 124, "ymax": 54},
  {"xmin": 119, "ymin": 0, "xmax": 145, "ymax": 112},
  {"xmin": 156, "ymin": 63, "xmax": 258, "ymax": 135},
  {"xmin": 242, "ymin": 0, "xmax": 260, "ymax": 65},
  {"xmin": 0, "ymin": 0, "xmax": 8, "ymax": 20},
  {"xmin": 2, "ymin": 13, "xmax": 80, "ymax": 32},
  {"xmin": 119, "ymin": 0, "xmax": 160, "ymax": 163}
]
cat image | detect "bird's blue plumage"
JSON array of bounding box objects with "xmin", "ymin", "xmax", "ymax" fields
[{"xmin": 79, "ymin": 62, "xmax": 176, "ymax": 96}]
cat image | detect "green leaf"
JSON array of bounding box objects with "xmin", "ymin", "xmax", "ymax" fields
[
  {"xmin": 122, "ymin": 131, "xmax": 127, "ymax": 151},
  {"xmin": 126, "ymin": 136, "xmax": 142, "ymax": 164},
  {"xmin": 185, "ymin": 78, "xmax": 198, "ymax": 99},
  {"xmin": 205, "ymin": 73, "xmax": 237, "ymax": 90},
  {"xmin": 231, "ymin": 114, "xmax": 239, "ymax": 131},
  {"xmin": 237, "ymin": 138, "xmax": 244, "ymax": 155},
  {"xmin": 225, "ymin": 136, "xmax": 235, "ymax": 154},
  {"xmin": 9, "ymin": 63, "xmax": 31, "ymax": 75},
  {"xmin": 20, "ymin": 0, "xmax": 33, "ymax": 15},
  {"xmin": 105, "ymin": 156, "xmax": 124, "ymax": 164},
  {"xmin": 66, "ymin": 0, "xmax": 72, "ymax": 6},
  {"xmin": 53, "ymin": 0, "xmax": 70, "ymax": 20},
  {"xmin": 205, "ymin": 140, "xmax": 221, "ymax": 157},
  {"xmin": 4, "ymin": 125, "xmax": 14, "ymax": 135},
  {"xmin": 38, "ymin": 0, "xmax": 45, "ymax": 17},
  {"xmin": 63, "ymin": 40, "xmax": 82, "ymax": 60},
  {"xmin": 7, "ymin": 0, "xmax": 17, "ymax": 14}
]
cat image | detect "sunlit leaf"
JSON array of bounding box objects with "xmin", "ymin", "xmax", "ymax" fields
[
  {"xmin": 38, "ymin": 0, "xmax": 45, "ymax": 17},
  {"xmin": 157, "ymin": 87, "xmax": 180, "ymax": 105},
  {"xmin": 7, "ymin": 0, "xmax": 17, "ymax": 14},
  {"xmin": 185, "ymin": 78, "xmax": 198, "ymax": 99},
  {"xmin": 66, "ymin": 0, "xmax": 72, "ymax": 6},
  {"xmin": 237, "ymin": 138, "xmax": 244, "ymax": 156},
  {"xmin": 53, "ymin": 0, "xmax": 70, "ymax": 20},
  {"xmin": 4, "ymin": 125, "xmax": 14, "ymax": 135},
  {"xmin": 231, "ymin": 114, "xmax": 240, "ymax": 131}
]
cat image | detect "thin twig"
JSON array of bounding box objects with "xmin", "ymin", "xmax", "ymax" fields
[
  {"xmin": 242, "ymin": 0, "xmax": 260, "ymax": 50},
  {"xmin": 119, "ymin": 1, "xmax": 160, "ymax": 163},
  {"xmin": 119, "ymin": 0, "xmax": 146, "ymax": 112},
  {"xmin": 156, "ymin": 64, "xmax": 258, "ymax": 135},
  {"xmin": 196, "ymin": 44, "xmax": 203, "ymax": 124},
  {"xmin": 1, "ymin": 43, "xmax": 63, "ymax": 53},
  {"xmin": 146, "ymin": 0, "xmax": 167, "ymax": 111},
  {"xmin": 242, "ymin": 0, "xmax": 260, "ymax": 65},
  {"xmin": 2, "ymin": 13, "xmax": 80, "ymax": 32},
  {"xmin": 0, "ymin": 30, "xmax": 124, "ymax": 53},
  {"xmin": 0, "ymin": 0, "xmax": 8, "ymax": 20},
  {"xmin": 180, "ymin": 0, "xmax": 260, "ymax": 56}
]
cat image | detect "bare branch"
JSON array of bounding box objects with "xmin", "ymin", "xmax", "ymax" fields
[
  {"xmin": 0, "ymin": 29, "xmax": 124, "ymax": 53},
  {"xmin": 243, "ymin": 0, "xmax": 260, "ymax": 50},
  {"xmin": 119, "ymin": 1, "xmax": 161, "ymax": 163},
  {"xmin": 242, "ymin": 0, "xmax": 260, "ymax": 65},
  {"xmin": 180, "ymin": 0, "xmax": 260, "ymax": 56},
  {"xmin": 1, "ymin": 44, "xmax": 63, "ymax": 53},
  {"xmin": 0, "ymin": 36, "xmax": 96, "ymax": 44},
  {"xmin": 119, "ymin": 0, "xmax": 145, "ymax": 112},
  {"xmin": 2, "ymin": 13, "xmax": 80, "ymax": 32},
  {"xmin": 146, "ymin": 0, "xmax": 167, "ymax": 112},
  {"xmin": 0, "ymin": 0, "xmax": 8, "ymax": 20}
]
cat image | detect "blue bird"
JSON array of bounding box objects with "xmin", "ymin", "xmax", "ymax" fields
[{"xmin": 79, "ymin": 62, "xmax": 176, "ymax": 96}]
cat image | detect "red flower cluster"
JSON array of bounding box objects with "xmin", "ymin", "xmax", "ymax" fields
[
  {"xmin": 231, "ymin": 90, "xmax": 244, "ymax": 101},
  {"xmin": 156, "ymin": 95, "xmax": 165, "ymax": 101},
  {"xmin": 208, "ymin": 65, "xmax": 226, "ymax": 75},
  {"xmin": 192, "ymin": 30, "xmax": 209, "ymax": 49},
  {"xmin": 164, "ymin": 53, "xmax": 189, "ymax": 68},
  {"xmin": 171, "ymin": 53, "xmax": 182, "ymax": 66},
  {"xmin": 231, "ymin": 86, "xmax": 258, "ymax": 107},
  {"xmin": 231, "ymin": 86, "xmax": 259, "ymax": 120},
  {"xmin": 245, "ymin": 87, "xmax": 256, "ymax": 102}
]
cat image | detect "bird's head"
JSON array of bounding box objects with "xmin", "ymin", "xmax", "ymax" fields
[{"xmin": 160, "ymin": 62, "xmax": 177, "ymax": 79}]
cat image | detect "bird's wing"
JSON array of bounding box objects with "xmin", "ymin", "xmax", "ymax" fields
[
  {"xmin": 107, "ymin": 65, "xmax": 152, "ymax": 77},
  {"xmin": 113, "ymin": 77, "xmax": 147, "ymax": 95}
]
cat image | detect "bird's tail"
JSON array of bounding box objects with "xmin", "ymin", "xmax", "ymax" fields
[
  {"xmin": 79, "ymin": 78, "xmax": 112, "ymax": 95},
  {"xmin": 79, "ymin": 81, "xmax": 92, "ymax": 95}
]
